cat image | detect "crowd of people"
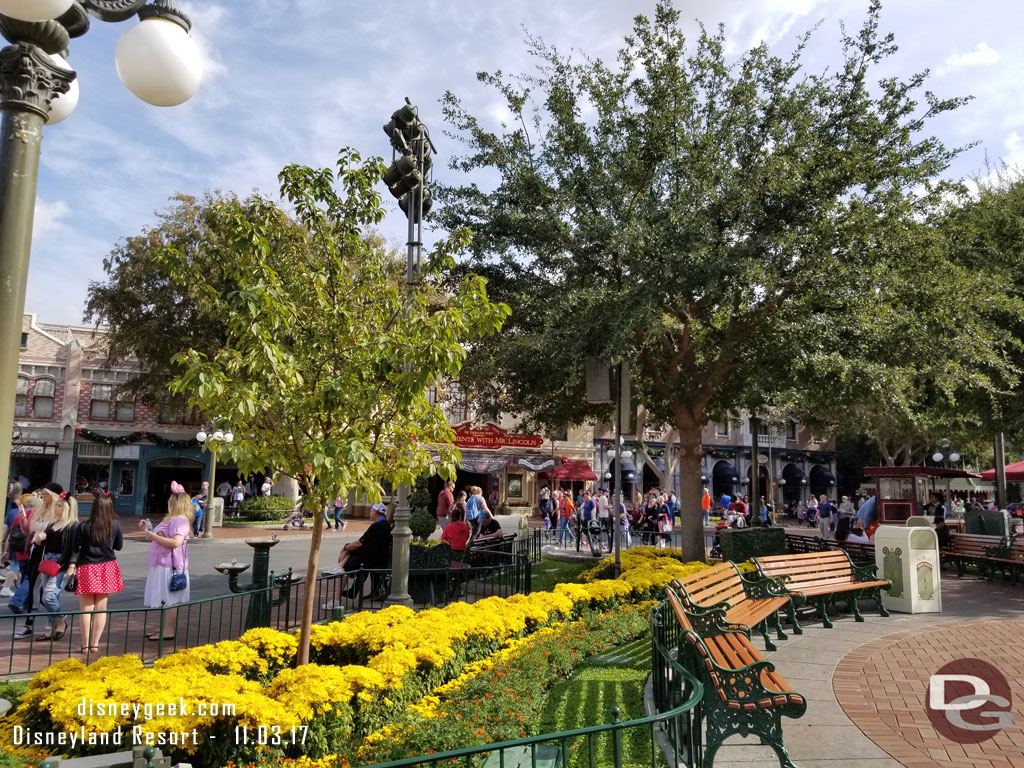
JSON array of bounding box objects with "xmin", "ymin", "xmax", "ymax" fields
[
  {"xmin": 0, "ymin": 479, "xmax": 195, "ymax": 650},
  {"xmin": 537, "ymin": 485, "xmax": 678, "ymax": 551}
]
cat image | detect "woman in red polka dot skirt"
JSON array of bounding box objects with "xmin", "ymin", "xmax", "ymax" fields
[{"xmin": 66, "ymin": 493, "xmax": 124, "ymax": 653}]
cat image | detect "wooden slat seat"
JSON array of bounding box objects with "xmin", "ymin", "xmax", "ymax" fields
[
  {"xmin": 665, "ymin": 588, "xmax": 805, "ymax": 767},
  {"xmin": 672, "ymin": 561, "xmax": 801, "ymax": 651},
  {"xmin": 942, "ymin": 533, "xmax": 1005, "ymax": 577},
  {"xmin": 982, "ymin": 535, "xmax": 1024, "ymax": 583},
  {"xmin": 753, "ymin": 549, "xmax": 891, "ymax": 628}
]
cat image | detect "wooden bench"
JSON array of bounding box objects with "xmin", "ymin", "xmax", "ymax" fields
[
  {"xmin": 942, "ymin": 533, "xmax": 1005, "ymax": 577},
  {"xmin": 983, "ymin": 534, "xmax": 1024, "ymax": 583},
  {"xmin": 671, "ymin": 561, "xmax": 801, "ymax": 652},
  {"xmin": 665, "ymin": 587, "xmax": 805, "ymax": 768},
  {"xmin": 752, "ymin": 550, "xmax": 891, "ymax": 628}
]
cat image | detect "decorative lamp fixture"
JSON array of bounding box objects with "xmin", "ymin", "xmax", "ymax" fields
[
  {"xmin": 212, "ymin": 430, "xmax": 224, "ymax": 442},
  {"xmin": 0, "ymin": 0, "xmax": 73, "ymax": 21},
  {"xmin": 195, "ymin": 430, "xmax": 207, "ymax": 442},
  {"xmin": 949, "ymin": 451, "xmax": 960, "ymax": 462},
  {"xmin": 115, "ymin": 0, "xmax": 202, "ymax": 106},
  {"xmin": 778, "ymin": 478, "xmax": 787, "ymax": 486},
  {"xmin": 46, "ymin": 54, "xmax": 78, "ymax": 124},
  {"xmin": 932, "ymin": 451, "xmax": 944, "ymax": 463},
  {"xmin": 224, "ymin": 431, "xmax": 234, "ymax": 443}
]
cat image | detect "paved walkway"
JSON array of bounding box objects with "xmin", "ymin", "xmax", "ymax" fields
[{"xmin": 711, "ymin": 574, "xmax": 1024, "ymax": 768}]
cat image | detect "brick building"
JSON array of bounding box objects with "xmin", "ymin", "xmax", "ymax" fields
[{"xmin": 12, "ymin": 313, "xmax": 216, "ymax": 516}]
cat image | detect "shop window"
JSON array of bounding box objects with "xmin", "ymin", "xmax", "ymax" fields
[
  {"xmin": 90, "ymin": 384, "xmax": 112, "ymax": 419},
  {"xmin": 715, "ymin": 421, "xmax": 729, "ymax": 437},
  {"xmin": 786, "ymin": 421, "xmax": 797, "ymax": 441},
  {"xmin": 75, "ymin": 461, "xmax": 110, "ymax": 495},
  {"xmin": 115, "ymin": 391, "xmax": 135, "ymax": 422},
  {"xmin": 15, "ymin": 378, "xmax": 29, "ymax": 417},
  {"xmin": 507, "ymin": 473, "xmax": 524, "ymax": 498},
  {"xmin": 20, "ymin": 332, "xmax": 28, "ymax": 349},
  {"xmin": 33, "ymin": 379, "xmax": 55, "ymax": 419}
]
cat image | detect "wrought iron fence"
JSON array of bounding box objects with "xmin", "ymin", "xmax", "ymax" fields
[
  {"xmin": 361, "ymin": 598, "xmax": 704, "ymax": 768},
  {"xmin": 0, "ymin": 553, "xmax": 533, "ymax": 677}
]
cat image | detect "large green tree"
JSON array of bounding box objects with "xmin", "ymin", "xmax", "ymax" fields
[
  {"xmin": 436, "ymin": 1, "xmax": 975, "ymax": 558},
  {"xmin": 166, "ymin": 150, "xmax": 508, "ymax": 664}
]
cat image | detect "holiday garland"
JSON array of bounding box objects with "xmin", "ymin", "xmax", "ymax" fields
[{"xmin": 75, "ymin": 428, "xmax": 198, "ymax": 449}]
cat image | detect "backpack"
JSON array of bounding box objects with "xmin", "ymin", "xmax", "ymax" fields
[{"xmin": 7, "ymin": 521, "xmax": 26, "ymax": 554}]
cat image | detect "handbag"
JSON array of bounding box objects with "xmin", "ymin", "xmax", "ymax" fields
[
  {"xmin": 64, "ymin": 574, "xmax": 78, "ymax": 593},
  {"xmin": 38, "ymin": 557, "xmax": 61, "ymax": 577},
  {"xmin": 168, "ymin": 539, "xmax": 188, "ymax": 592}
]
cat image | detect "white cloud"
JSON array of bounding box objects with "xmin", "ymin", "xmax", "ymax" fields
[
  {"xmin": 32, "ymin": 199, "xmax": 71, "ymax": 244},
  {"xmin": 936, "ymin": 42, "xmax": 1000, "ymax": 75}
]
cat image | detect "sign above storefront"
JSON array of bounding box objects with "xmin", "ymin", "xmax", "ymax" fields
[
  {"xmin": 11, "ymin": 443, "xmax": 57, "ymax": 456},
  {"xmin": 515, "ymin": 456, "xmax": 558, "ymax": 472},
  {"xmin": 452, "ymin": 422, "xmax": 544, "ymax": 450},
  {"xmin": 458, "ymin": 455, "xmax": 512, "ymax": 473}
]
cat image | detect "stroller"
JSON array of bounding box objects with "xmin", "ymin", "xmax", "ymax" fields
[
  {"xmin": 708, "ymin": 520, "xmax": 729, "ymax": 559},
  {"xmin": 283, "ymin": 503, "xmax": 309, "ymax": 530}
]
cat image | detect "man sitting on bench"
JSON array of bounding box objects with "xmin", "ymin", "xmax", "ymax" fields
[
  {"xmin": 338, "ymin": 503, "xmax": 391, "ymax": 595},
  {"xmin": 474, "ymin": 510, "xmax": 503, "ymax": 544}
]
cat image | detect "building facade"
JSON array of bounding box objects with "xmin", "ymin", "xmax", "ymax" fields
[{"xmin": 12, "ymin": 313, "xmax": 219, "ymax": 516}]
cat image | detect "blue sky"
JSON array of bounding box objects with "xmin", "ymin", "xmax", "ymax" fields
[{"xmin": 28, "ymin": 0, "xmax": 1024, "ymax": 324}]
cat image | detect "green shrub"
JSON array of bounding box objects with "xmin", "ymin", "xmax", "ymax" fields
[
  {"xmin": 719, "ymin": 526, "xmax": 786, "ymax": 562},
  {"xmin": 237, "ymin": 494, "xmax": 296, "ymax": 521},
  {"xmin": 409, "ymin": 509, "xmax": 437, "ymax": 541}
]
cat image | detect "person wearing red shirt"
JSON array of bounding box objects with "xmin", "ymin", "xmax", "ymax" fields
[
  {"xmin": 441, "ymin": 506, "xmax": 471, "ymax": 553},
  {"xmin": 436, "ymin": 481, "xmax": 455, "ymax": 530}
]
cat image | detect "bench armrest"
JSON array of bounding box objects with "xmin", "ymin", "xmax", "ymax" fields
[
  {"xmin": 851, "ymin": 562, "xmax": 880, "ymax": 582},
  {"xmin": 683, "ymin": 603, "xmax": 751, "ymax": 636},
  {"xmin": 740, "ymin": 572, "xmax": 792, "ymax": 600}
]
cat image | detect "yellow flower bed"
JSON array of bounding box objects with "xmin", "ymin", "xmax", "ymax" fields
[{"xmin": 2, "ymin": 554, "xmax": 713, "ymax": 765}]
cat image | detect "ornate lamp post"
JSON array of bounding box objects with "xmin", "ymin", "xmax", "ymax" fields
[
  {"xmin": 0, "ymin": 0, "xmax": 201, "ymax": 508},
  {"xmin": 196, "ymin": 425, "xmax": 232, "ymax": 538}
]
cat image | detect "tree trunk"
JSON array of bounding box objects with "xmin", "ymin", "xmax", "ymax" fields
[
  {"xmin": 674, "ymin": 415, "xmax": 707, "ymax": 562},
  {"xmin": 296, "ymin": 491, "xmax": 326, "ymax": 666}
]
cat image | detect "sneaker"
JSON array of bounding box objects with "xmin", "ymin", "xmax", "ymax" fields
[
  {"xmin": 14, "ymin": 626, "xmax": 32, "ymax": 639},
  {"xmin": 0, "ymin": 587, "xmax": 13, "ymax": 597}
]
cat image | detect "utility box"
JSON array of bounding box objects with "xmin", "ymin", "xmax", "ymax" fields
[
  {"xmin": 965, "ymin": 508, "xmax": 1010, "ymax": 537},
  {"xmin": 875, "ymin": 525, "xmax": 942, "ymax": 614},
  {"xmin": 210, "ymin": 496, "xmax": 225, "ymax": 527}
]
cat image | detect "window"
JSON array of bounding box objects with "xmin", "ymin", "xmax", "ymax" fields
[
  {"xmin": 115, "ymin": 391, "xmax": 135, "ymax": 422},
  {"xmin": 442, "ymin": 386, "xmax": 469, "ymax": 425},
  {"xmin": 20, "ymin": 332, "xmax": 27, "ymax": 349},
  {"xmin": 715, "ymin": 421, "xmax": 729, "ymax": 437},
  {"xmin": 90, "ymin": 384, "xmax": 112, "ymax": 419},
  {"xmin": 33, "ymin": 379, "xmax": 55, "ymax": 419},
  {"xmin": 15, "ymin": 378, "xmax": 28, "ymax": 417},
  {"xmin": 786, "ymin": 421, "xmax": 797, "ymax": 441}
]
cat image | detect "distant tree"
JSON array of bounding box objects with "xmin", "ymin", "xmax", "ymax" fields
[
  {"xmin": 166, "ymin": 149, "xmax": 508, "ymax": 665},
  {"xmin": 436, "ymin": 1, "xmax": 975, "ymax": 558}
]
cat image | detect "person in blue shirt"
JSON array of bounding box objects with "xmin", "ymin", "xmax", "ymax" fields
[{"xmin": 720, "ymin": 493, "xmax": 732, "ymax": 512}]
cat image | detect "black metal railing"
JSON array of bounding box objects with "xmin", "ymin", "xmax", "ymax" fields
[{"xmin": 0, "ymin": 554, "xmax": 534, "ymax": 677}]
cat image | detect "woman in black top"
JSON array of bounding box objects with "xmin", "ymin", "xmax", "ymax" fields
[
  {"xmin": 33, "ymin": 493, "xmax": 79, "ymax": 640},
  {"xmin": 67, "ymin": 493, "xmax": 124, "ymax": 653}
]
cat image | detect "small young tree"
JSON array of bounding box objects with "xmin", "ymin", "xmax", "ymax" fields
[{"xmin": 166, "ymin": 149, "xmax": 508, "ymax": 665}]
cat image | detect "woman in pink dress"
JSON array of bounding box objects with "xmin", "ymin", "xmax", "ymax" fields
[{"xmin": 139, "ymin": 483, "xmax": 193, "ymax": 642}]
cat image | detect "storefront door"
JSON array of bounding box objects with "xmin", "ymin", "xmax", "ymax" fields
[{"xmin": 111, "ymin": 461, "xmax": 138, "ymax": 515}]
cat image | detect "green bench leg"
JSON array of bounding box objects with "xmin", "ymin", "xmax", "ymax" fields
[
  {"xmin": 758, "ymin": 620, "xmax": 778, "ymax": 652},
  {"xmin": 784, "ymin": 600, "xmax": 803, "ymax": 635},
  {"xmin": 816, "ymin": 597, "xmax": 833, "ymax": 629},
  {"xmin": 876, "ymin": 588, "xmax": 890, "ymax": 617},
  {"xmin": 848, "ymin": 592, "xmax": 864, "ymax": 622},
  {"xmin": 772, "ymin": 610, "xmax": 788, "ymax": 640},
  {"xmin": 704, "ymin": 709, "xmax": 797, "ymax": 768}
]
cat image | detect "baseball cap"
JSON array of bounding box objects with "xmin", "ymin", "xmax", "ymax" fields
[{"xmin": 371, "ymin": 502, "xmax": 387, "ymax": 514}]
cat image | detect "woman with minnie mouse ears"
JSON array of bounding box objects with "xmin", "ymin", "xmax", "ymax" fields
[{"xmin": 139, "ymin": 482, "xmax": 193, "ymax": 643}]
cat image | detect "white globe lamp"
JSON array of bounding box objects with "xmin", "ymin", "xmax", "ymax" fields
[
  {"xmin": 224, "ymin": 432, "xmax": 234, "ymax": 443},
  {"xmin": 45, "ymin": 54, "xmax": 78, "ymax": 125},
  {"xmin": 212, "ymin": 430, "xmax": 224, "ymax": 442},
  {"xmin": 115, "ymin": 13, "xmax": 202, "ymax": 107},
  {"xmin": 0, "ymin": 0, "xmax": 72, "ymax": 22},
  {"xmin": 196, "ymin": 430, "xmax": 207, "ymax": 443},
  {"xmin": 949, "ymin": 451, "xmax": 960, "ymax": 463},
  {"xmin": 932, "ymin": 451, "xmax": 944, "ymax": 463}
]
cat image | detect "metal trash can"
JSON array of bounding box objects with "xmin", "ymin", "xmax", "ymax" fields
[{"xmin": 874, "ymin": 525, "xmax": 942, "ymax": 614}]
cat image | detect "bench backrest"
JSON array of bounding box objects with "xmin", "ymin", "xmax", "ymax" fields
[
  {"xmin": 753, "ymin": 549, "xmax": 856, "ymax": 590},
  {"xmin": 948, "ymin": 533, "xmax": 1004, "ymax": 554},
  {"xmin": 672, "ymin": 562, "xmax": 746, "ymax": 609}
]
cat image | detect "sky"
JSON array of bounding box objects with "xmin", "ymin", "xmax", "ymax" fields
[{"xmin": 26, "ymin": 0, "xmax": 1024, "ymax": 324}]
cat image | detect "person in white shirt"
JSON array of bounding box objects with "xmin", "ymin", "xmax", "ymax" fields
[{"xmin": 261, "ymin": 477, "xmax": 273, "ymax": 496}]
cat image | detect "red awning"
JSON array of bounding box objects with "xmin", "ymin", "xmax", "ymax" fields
[
  {"xmin": 547, "ymin": 460, "xmax": 597, "ymax": 481},
  {"xmin": 980, "ymin": 459, "xmax": 1024, "ymax": 482},
  {"xmin": 862, "ymin": 466, "xmax": 982, "ymax": 479}
]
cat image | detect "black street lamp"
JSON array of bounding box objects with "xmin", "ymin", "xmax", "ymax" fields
[
  {"xmin": 0, "ymin": 0, "xmax": 200, "ymax": 503},
  {"xmin": 382, "ymin": 98, "xmax": 436, "ymax": 607}
]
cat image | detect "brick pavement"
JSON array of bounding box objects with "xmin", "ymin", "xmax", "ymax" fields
[{"xmin": 834, "ymin": 619, "xmax": 1024, "ymax": 768}]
